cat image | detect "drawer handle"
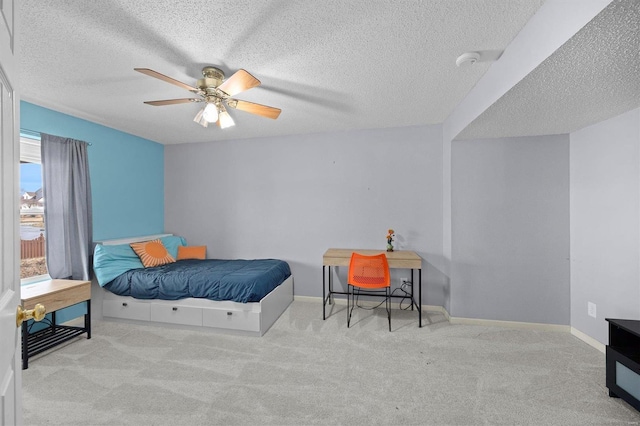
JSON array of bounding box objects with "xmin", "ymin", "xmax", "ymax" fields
[
  {"xmin": 122, "ymin": 302, "xmax": 128, "ymax": 307},
  {"xmin": 172, "ymin": 307, "xmax": 178, "ymax": 311},
  {"xmin": 227, "ymin": 311, "xmax": 233, "ymax": 316}
]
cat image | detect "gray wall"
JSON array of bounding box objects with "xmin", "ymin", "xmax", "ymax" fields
[
  {"xmin": 451, "ymin": 135, "xmax": 570, "ymax": 324},
  {"xmin": 570, "ymin": 108, "xmax": 640, "ymax": 343},
  {"xmin": 165, "ymin": 125, "xmax": 446, "ymax": 306},
  {"xmin": 165, "ymin": 109, "xmax": 640, "ymax": 340}
]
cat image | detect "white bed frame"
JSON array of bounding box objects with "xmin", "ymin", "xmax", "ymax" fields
[{"xmin": 93, "ymin": 234, "xmax": 293, "ymax": 336}]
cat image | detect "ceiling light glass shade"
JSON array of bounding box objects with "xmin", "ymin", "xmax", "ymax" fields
[
  {"xmin": 202, "ymin": 102, "xmax": 219, "ymax": 123},
  {"xmin": 218, "ymin": 110, "xmax": 235, "ymax": 129},
  {"xmin": 193, "ymin": 107, "xmax": 208, "ymax": 127}
]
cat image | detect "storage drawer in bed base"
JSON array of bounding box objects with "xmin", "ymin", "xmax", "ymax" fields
[
  {"xmin": 151, "ymin": 304, "xmax": 203, "ymax": 326},
  {"xmin": 103, "ymin": 299, "xmax": 150, "ymax": 321},
  {"xmin": 203, "ymin": 308, "xmax": 260, "ymax": 332}
]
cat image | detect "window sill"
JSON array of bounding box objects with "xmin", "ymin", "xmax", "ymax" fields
[{"xmin": 21, "ymin": 274, "xmax": 51, "ymax": 286}]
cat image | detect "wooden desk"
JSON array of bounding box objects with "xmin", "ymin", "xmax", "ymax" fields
[
  {"xmin": 322, "ymin": 249, "xmax": 423, "ymax": 327},
  {"xmin": 21, "ymin": 279, "xmax": 91, "ymax": 369}
]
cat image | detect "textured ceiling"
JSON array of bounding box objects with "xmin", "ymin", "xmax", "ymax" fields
[
  {"xmin": 459, "ymin": 0, "xmax": 640, "ymax": 140},
  {"xmin": 17, "ymin": 0, "xmax": 545, "ymax": 145}
]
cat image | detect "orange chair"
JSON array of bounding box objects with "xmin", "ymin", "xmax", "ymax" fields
[{"xmin": 347, "ymin": 252, "xmax": 391, "ymax": 331}]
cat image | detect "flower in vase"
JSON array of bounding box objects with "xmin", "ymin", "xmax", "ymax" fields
[{"xmin": 386, "ymin": 229, "xmax": 395, "ymax": 252}]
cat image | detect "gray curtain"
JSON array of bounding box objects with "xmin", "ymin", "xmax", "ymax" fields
[{"xmin": 41, "ymin": 134, "xmax": 93, "ymax": 280}]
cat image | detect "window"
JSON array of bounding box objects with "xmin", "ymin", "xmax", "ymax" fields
[{"xmin": 20, "ymin": 135, "xmax": 48, "ymax": 282}]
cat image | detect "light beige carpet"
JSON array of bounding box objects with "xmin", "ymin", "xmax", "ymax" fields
[{"xmin": 21, "ymin": 300, "xmax": 640, "ymax": 425}]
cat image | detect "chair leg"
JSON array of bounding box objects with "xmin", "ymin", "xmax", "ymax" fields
[
  {"xmin": 347, "ymin": 285, "xmax": 352, "ymax": 328},
  {"xmin": 387, "ymin": 287, "xmax": 391, "ymax": 332}
]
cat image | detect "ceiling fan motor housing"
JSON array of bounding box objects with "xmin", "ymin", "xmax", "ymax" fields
[{"xmin": 197, "ymin": 66, "xmax": 225, "ymax": 89}]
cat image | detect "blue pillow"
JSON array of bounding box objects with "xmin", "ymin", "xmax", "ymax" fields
[
  {"xmin": 93, "ymin": 236, "xmax": 186, "ymax": 286},
  {"xmin": 159, "ymin": 235, "xmax": 186, "ymax": 259},
  {"xmin": 93, "ymin": 243, "xmax": 143, "ymax": 286}
]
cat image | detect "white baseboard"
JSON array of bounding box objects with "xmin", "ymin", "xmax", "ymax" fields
[
  {"xmin": 294, "ymin": 295, "xmax": 322, "ymax": 303},
  {"xmin": 571, "ymin": 327, "xmax": 605, "ymax": 354},
  {"xmin": 425, "ymin": 304, "xmax": 450, "ymax": 320},
  {"xmin": 449, "ymin": 315, "xmax": 570, "ymax": 332},
  {"xmin": 294, "ymin": 296, "xmax": 603, "ymax": 351}
]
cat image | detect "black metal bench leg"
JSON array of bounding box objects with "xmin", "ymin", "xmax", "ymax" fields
[
  {"xmin": 22, "ymin": 321, "xmax": 28, "ymax": 370},
  {"xmin": 86, "ymin": 300, "xmax": 91, "ymax": 339}
]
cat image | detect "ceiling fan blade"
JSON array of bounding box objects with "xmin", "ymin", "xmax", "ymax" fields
[
  {"xmin": 135, "ymin": 68, "xmax": 199, "ymax": 92},
  {"xmin": 218, "ymin": 69, "xmax": 261, "ymax": 96},
  {"xmin": 227, "ymin": 99, "xmax": 281, "ymax": 119},
  {"xmin": 143, "ymin": 98, "xmax": 201, "ymax": 106}
]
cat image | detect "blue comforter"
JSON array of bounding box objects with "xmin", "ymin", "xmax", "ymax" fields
[{"xmin": 104, "ymin": 259, "xmax": 291, "ymax": 303}]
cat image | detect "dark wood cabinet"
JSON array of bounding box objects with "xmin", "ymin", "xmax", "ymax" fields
[{"xmin": 606, "ymin": 318, "xmax": 640, "ymax": 411}]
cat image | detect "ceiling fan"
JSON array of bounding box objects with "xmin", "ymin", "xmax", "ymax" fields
[{"xmin": 134, "ymin": 66, "xmax": 281, "ymax": 129}]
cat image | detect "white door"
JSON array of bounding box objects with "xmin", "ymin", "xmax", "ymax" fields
[{"xmin": 0, "ymin": 1, "xmax": 20, "ymax": 424}]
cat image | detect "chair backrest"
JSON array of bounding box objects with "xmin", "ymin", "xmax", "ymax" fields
[{"xmin": 348, "ymin": 252, "xmax": 390, "ymax": 289}]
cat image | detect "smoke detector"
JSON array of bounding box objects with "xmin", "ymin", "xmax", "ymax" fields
[{"xmin": 456, "ymin": 52, "xmax": 480, "ymax": 68}]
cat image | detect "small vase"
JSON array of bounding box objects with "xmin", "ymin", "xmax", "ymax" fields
[{"xmin": 387, "ymin": 243, "xmax": 394, "ymax": 252}]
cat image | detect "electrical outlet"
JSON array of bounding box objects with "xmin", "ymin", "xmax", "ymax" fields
[
  {"xmin": 401, "ymin": 277, "xmax": 408, "ymax": 286},
  {"xmin": 588, "ymin": 302, "xmax": 596, "ymax": 318}
]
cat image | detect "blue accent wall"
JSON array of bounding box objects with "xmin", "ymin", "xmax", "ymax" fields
[
  {"xmin": 20, "ymin": 101, "xmax": 165, "ymax": 241},
  {"xmin": 20, "ymin": 101, "xmax": 165, "ymax": 325}
]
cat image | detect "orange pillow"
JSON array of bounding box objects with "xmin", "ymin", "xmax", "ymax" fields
[
  {"xmin": 130, "ymin": 239, "xmax": 175, "ymax": 268},
  {"xmin": 177, "ymin": 245, "xmax": 206, "ymax": 260}
]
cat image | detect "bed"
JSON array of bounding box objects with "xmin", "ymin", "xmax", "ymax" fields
[{"xmin": 93, "ymin": 234, "xmax": 293, "ymax": 336}]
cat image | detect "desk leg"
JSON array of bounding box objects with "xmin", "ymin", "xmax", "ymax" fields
[
  {"xmin": 322, "ymin": 265, "xmax": 326, "ymax": 320},
  {"xmin": 86, "ymin": 300, "xmax": 92, "ymax": 339},
  {"xmin": 22, "ymin": 321, "xmax": 28, "ymax": 370},
  {"xmin": 329, "ymin": 266, "xmax": 333, "ymax": 305},
  {"xmin": 410, "ymin": 269, "xmax": 414, "ymax": 311},
  {"xmin": 419, "ymin": 269, "xmax": 422, "ymax": 328}
]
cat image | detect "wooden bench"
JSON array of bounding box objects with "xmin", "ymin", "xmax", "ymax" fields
[{"xmin": 21, "ymin": 279, "xmax": 91, "ymax": 369}]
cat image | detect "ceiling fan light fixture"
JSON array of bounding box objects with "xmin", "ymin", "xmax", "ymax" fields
[
  {"xmin": 193, "ymin": 107, "xmax": 209, "ymax": 127},
  {"xmin": 202, "ymin": 102, "xmax": 219, "ymax": 123},
  {"xmin": 218, "ymin": 110, "xmax": 235, "ymax": 129}
]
